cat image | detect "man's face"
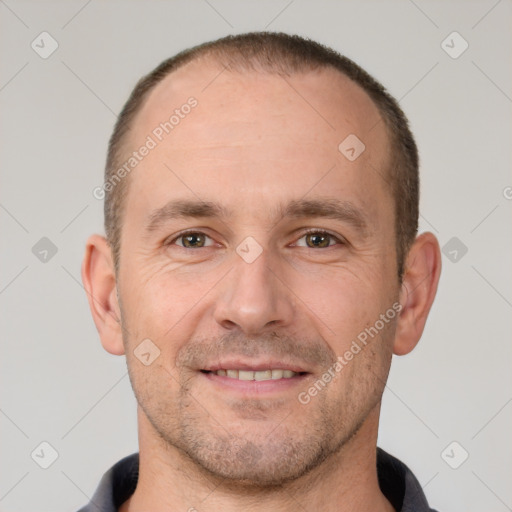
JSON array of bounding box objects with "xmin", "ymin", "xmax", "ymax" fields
[{"xmin": 117, "ymin": 61, "xmax": 400, "ymax": 485}]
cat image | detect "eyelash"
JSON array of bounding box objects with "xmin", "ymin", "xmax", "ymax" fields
[{"xmin": 166, "ymin": 229, "xmax": 346, "ymax": 249}]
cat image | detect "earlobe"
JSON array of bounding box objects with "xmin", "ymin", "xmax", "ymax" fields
[
  {"xmin": 393, "ymin": 232, "xmax": 442, "ymax": 356},
  {"xmin": 81, "ymin": 234, "xmax": 125, "ymax": 355}
]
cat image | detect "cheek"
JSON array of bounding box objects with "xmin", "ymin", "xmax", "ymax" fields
[
  {"xmin": 126, "ymin": 356, "xmax": 183, "ymax": 429},
  {"xmin": 293, "ymin": 264, "xmax": 392, "ymax": 349},
  {"xmin": 119, "ymin": 265, "xmax": 218, "ymax": 361}
]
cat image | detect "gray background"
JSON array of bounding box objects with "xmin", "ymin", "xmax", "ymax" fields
[{"xmin": 1, "ymin": 1, "xmax": 511, "ymax": 511}]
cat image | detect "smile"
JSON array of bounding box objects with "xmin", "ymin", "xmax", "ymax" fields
[{"xmin": 204, "ymin": 369, "xmax": 302, "ymax": 381}]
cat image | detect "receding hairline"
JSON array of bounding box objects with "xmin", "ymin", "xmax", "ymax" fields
[
  {"xmin": 117, "ymin": 54, "xmax": 394, "ymax": 241},
  {"xmin": 119, "ymin": 51, "xmax": 388, "ymax": 166}
]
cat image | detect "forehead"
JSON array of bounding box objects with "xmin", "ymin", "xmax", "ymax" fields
[
  {"xmin": 123, "ymin": 57, "xmax": 392, "ymax": 224},
  {"xmin": 135, "ymin": 57, "xmax": 387, "ymax": 146}
]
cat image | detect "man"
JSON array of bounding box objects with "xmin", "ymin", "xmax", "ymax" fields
[{"xmin": 80, "ymin": 32, "xmax": 441, "ymax": 511}]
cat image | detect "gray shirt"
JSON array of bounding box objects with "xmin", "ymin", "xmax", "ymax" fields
[{"xmin": 77, "ymin": 448, "xmax": 438, "ymax": 511}]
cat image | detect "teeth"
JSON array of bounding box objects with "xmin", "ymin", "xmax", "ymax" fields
[
  {"xmin": 271, "ymin": 369, "xmax": 284, "ymax": 379},
  {"xmin": 255, "ymin": 370, "xmax": 272, "ymax": 381},
  {"xmin": 212, "ymin": 369, "xmax": 299, "ymax": 381},
  {"xmin": 238, "ymin": 370, "xmax": 254, "ymax": 381}
]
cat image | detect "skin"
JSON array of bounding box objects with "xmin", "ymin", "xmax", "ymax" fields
[{"xmin": 82, "ymin": 58, "xmax": 441, "ymax": 512}]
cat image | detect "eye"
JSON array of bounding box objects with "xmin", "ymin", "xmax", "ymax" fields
[
  {"xmin": 167, "ymin": 231, "xmax": 215, "ymax": 249},
  {"xmin": 165, "ymin": 229, "xmax": 345, "ymax": 250},
  {"xmin": 294, "ymin": 229, "xmax": 345, "ymax": 249}
]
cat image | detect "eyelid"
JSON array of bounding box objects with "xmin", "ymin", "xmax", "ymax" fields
[
  {"xmin": 164, "ymin": 228, "xmax": 347, "ymax": 249},
  {"xmin": 164, "ymin": 229, "xmax": 216, "ymax": 248},
  {"xmin": 293, "ymin": 228, "xmax": 347, "ymax": 247}
]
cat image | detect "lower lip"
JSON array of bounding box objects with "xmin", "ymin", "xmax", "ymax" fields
[{"xmin": 200, "ymin": 371, "xmax": 309, "ymax": 394}]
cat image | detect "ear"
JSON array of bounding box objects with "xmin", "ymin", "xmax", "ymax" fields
[
  {"xmin": 393, "ymin": 232, "xmax": 442, "ymax": 356},
  {"xmin": 81, "ymin": 234, "xmax": 125, "ymax": 355}
]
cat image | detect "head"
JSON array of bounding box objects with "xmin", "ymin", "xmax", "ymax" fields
[
  {"xmin": 83, "ymin": 32, "xmax": 441, "ymax": 487},
  {"xmin": 104, "ymin": 32, "xmax": 419, "ymax": 280}
]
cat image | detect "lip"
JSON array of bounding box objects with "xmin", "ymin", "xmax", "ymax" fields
[
  {"xmin": 200, "ymin": 370, "xmax": 310, "ymax": 394},
  {"xmin": 200, "ymin": 358, "xmax": 309, "ymax": 373}
]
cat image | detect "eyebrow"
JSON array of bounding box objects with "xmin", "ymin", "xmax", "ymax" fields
[
  {"xmin": 144, "ymin": 197, "xmax": 369, "ymax": 235},
  {"xmin": 283, "ymin": 198, "xmax": 368, "ymax": 233},
  {"xmin": 145, "ymin": 199, "xmax": 230, "ymax": 232}
]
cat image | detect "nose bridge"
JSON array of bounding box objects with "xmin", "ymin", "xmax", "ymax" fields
[{"xmin": 213, "ymin": 245, "xmax": 295, "ymax": 335}]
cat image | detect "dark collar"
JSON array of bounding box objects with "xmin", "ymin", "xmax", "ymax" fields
[{"xmin": 77, "ymin": 448, "xmax": 437, "ymax": 512}]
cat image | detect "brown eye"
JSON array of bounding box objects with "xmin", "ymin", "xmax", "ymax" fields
[
  {"xmin": 173, "ymin": 232, "xmax": 212, "ymax": 248},
  {"xmin": 305, "ymin": 232, "xmax": 332, "ymax": 248},
  {"xmin": 295, "ymin": 230, "xmax": 343, "ymax": 249}
]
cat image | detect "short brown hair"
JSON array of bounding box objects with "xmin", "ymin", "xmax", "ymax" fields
[{"xmin": 104, "ymin": 31, "xmax": 418, "ymax": 279}]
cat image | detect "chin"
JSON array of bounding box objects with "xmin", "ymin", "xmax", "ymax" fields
[{"xmin": 175, "ymin": 426, "xmax": 336, "ymax": 488}]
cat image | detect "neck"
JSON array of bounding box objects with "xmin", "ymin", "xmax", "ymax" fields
[{"xmin": 120, "ymin": 405, "xmax": 395, "ymax": 512}]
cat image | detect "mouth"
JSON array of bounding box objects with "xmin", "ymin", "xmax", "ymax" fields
[
  {"xmin": 199, "ymin": 360, "xmax": 311, "ymax": 394},
  {"xmin": 200, "ymin": 369, "xmax": 307, "ymax": 381}
]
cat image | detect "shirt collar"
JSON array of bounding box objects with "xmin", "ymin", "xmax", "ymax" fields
[{"xmin": 78, "ymin": 448, "xmax": 437, "ymax": 512}]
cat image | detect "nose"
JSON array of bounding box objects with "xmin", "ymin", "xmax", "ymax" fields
[{"xmin": 213, "ymin": 249, "xmax": 295, "ymax": 337}]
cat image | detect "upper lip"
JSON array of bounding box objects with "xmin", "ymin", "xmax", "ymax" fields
[{"xmin": 201, "ymin": 358, "xmax": 310, "ymax": 373}]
